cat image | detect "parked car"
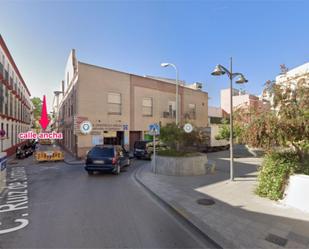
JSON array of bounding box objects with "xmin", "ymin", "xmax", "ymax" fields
[
  {"xmin": 134, "ymin": 140, "xmax": 168, "ymax": 160},
  {"xmin": 85, "ymin": 145, "xmax": 130, "ymax": 175},
  {"xmin": 16, "ymin": 146, "xmax": 26, "ymax": 159},
  {"xmin": 16, "ymin": 140, "xmax": 37, "ymax": 159}
]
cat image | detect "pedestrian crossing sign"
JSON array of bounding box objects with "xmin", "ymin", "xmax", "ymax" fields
[{"xmin": 148, "ymin": 123, "xmax": 160, "ymax": 136}]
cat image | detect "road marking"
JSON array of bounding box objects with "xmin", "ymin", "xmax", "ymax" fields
[{"xmin": 0, "ymin": 166, "xmax": 29, "ymax": 234}]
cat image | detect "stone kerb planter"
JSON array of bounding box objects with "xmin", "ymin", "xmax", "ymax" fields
[{"xmin": 151, "ymin": 154, "xmax": 208, "ymax": 176}]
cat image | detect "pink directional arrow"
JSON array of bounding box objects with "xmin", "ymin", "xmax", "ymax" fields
[{"xmin": 39, "ymin": 95, "xmax": 50, "ymax": 130}]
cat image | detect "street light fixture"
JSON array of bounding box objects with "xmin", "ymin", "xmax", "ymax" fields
[
  {"xmin": 161, "ymin": 63, "xmax": 179, "ymax": 125},
  {"xmin": 211, "ymin": 57, "xmax": 248, "ymax": 181}
]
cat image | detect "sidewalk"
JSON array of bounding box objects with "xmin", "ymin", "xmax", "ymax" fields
[{"xmin": 135, "ymin": 151, "xmax": 309, "ymax": 249}]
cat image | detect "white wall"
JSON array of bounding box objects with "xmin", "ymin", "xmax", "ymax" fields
[{"xmin": 284, "ymin": 174, "xmax": 309, "ymax": 213}]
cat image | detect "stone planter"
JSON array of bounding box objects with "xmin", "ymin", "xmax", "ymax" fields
[
  {"xmin": 151, "ymin": 154, "xmax": 208, "ymax": 176},
  {"xmin": 283, "ymin": 174, "xmax": 309, "ymax": 213}
]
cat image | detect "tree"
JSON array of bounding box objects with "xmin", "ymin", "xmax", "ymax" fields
[
  {"xmin": 159, "ymin": 123, "xmax": 203, "ymax": 152},
  {"xmin": 31, "ymin": 97, "xmax": 42, "ymax": 129},
  {"xmin": 243, "ymin": 78, "xmax": 309, "ymax": 163},
  {"xmin": 215, "ymin": 108, "xmax": 248, "ymax": 143}
]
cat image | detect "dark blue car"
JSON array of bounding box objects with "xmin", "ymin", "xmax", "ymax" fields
[{"xmin": 85, "ymin": 145, "xmax": 130, "ymax": 175}]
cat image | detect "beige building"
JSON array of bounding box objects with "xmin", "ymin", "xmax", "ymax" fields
[{"xmin": 54, "ymin": 50, "xmax": 208, "ymax": 158}]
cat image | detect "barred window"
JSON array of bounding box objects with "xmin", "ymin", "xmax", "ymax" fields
[
  {"xmin": 142, "ymin": 97, "xmax": 153, "ymax": 116},
  {"xmin": 108, "ymin": 92, "xmax": 121, "ymax": 114}
]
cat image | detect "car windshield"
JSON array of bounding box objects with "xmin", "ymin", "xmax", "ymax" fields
[
  {"xmin": 88, "ymin": 147, "xmax": 114, "ymax": 157},
  {"xmin": 134, "ymin": 141, "xmax": 147, "ymax": 149}
]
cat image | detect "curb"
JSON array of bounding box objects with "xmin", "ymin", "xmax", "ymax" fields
[{"xmin": 134, "ymin": 165, "xmax": 228, "ymax": 249}]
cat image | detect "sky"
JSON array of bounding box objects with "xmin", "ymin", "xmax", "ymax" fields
[{"xmin": 1, "ymin": 0, "xmax": 309, "ymax": 110}]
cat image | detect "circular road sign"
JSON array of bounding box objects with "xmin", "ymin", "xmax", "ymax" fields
[
  {"xmin": 80, "ymin": 121, "xmax": 93, "ymax": 134},
  {"xmin": 183, "ymin": 123, "xmax": 193, "ymax": 133}
]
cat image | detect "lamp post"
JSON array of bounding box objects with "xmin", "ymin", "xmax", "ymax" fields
[
  {"xmin": 211, "ymin": 57, "xmax": 248, "ymax": 181},
  {"xmin": 161, "ymin": 63, "xmax": 179, "ymax": 125}
]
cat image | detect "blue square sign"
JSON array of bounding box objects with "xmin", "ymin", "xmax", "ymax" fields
[{"xmin": 148, "ymin": 123, "xmax": 160, "ymax": 136}]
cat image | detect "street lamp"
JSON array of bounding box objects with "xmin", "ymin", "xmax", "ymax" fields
[
  {"xmin": 161, "ymin": 63, "xmax": 179, "ymax": 125},
  {"xmin": 211, "ymin": 57, "xmax": 248, "ymax": 181}
]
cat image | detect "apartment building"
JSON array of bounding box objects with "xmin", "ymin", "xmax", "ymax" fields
[
  {"xmin": 0, "ymin": 35, "xmax": 33, "ymax": 156},
  {"xmin": 54, "ymin": 50, "xmax": 208, "ymax": 158},
  {"xmin": 262, "ymin": 63, "xmax": 309, "ymax": 108},
  {"xmin": 275, "ymin": 63, "xmax": 309, "ymax": 87}
]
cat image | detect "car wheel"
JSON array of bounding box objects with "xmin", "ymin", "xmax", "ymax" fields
[
  {"xmin": 114, "ymin": 164, "xmax": 120, "ymax": 175},
  {"xmin": 87, "ymin": 170, "xmax": 94, "ymax": 175}
]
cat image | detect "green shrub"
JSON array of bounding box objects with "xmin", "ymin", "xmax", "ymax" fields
[{"xmin": 256, "ymin": 151, "xmax": 299, "ymax": 200}]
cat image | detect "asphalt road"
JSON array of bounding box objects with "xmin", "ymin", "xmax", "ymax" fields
[{"xmin": 0, "ymin": 156, "xmax": 217, "ymax": 249}]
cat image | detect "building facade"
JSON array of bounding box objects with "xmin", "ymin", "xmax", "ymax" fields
[
  {"xmin": 275, "ymin": 63, "xmax": 309, "ymax": 87},
  {"xmin": 0, "ymin": 35, "xmax": 33, "ymax": 156},
  {"xmin": 262, "ymin": 63, "xmax": 309, "ymax": 109},
  {"xmin": 54, "ymin": 50, "xmax": 209, "ymax": 158},
  {"xmin": 221, "ymin": 88, "xmax": 270, "ymax": 116}
]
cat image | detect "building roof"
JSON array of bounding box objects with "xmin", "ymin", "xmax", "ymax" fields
[{"xmin": 144, "ymin": 75, "xmax": 186, "ymax": 86}]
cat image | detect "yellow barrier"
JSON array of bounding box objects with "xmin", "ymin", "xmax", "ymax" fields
[
  {"xmin": 35, "ymin": 151, "xmax": 64, "ymax": 162},
  {"xmin": 39, "ymin": 139, "xmax": 52, "ymax": 145}
]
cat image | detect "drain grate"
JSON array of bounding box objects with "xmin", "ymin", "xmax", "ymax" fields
[
  {"xmin": 265, "ymin": 233, "xmax": 288, "ymax": 247},
  {"xmin": 196, "ymin": 198, "xmax": 215, "ymax": 206}
]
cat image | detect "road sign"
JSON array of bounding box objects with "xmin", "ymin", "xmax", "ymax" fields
[
  {"xmin": 148, "ymin": 123, "xmax": 160, "ymax": 136},
  {"xmin": 183, "ymin": 123, "xmax": 193, "ymax": 133},
  {"xmin": 80, "ymin": 121, "xmax": 93, "ymax": 134},
  {"xmin": 0, "ymin": 129, "xmax": 5, "ymax": 138}
]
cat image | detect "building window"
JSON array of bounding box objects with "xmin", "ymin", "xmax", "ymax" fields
[
  {"xmin": 0, "ymin": 84, "xmax": 3, "ymax": 114},
  {"xmin": 168, "ymin": 101, "xmax": 176, "ymax": 118},
  {"xmin": 4, "ymin": 88, "xmax": 8, "ymax": 115},
  {"xmin": 142, "ymin": 97, "xmax": 153, "ymax": 117},
  {"xmin": 108, "ymin": 92, "xmax": 121, "ymax": 115},
  {"xmin": 6, "ymin": 123, "xmax": 9, "ymax": 138},
  {"xmin": 0, "ymin": 56, "xmax": 3, "ymax": 75},
  {"xmin": 188, "ymin": 103, "xmax": 196, "ymax": 119},
  {"xmin": 11, "ymin": 124, "xmax": 13, "ymax": 146}
]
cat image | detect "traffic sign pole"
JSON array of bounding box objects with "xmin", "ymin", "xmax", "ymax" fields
[
  {"xmin": 153, "ymin": 133, "xmax": 156, "ymax": 174},
  {"xmin": 148, "ymin": 123, "xmax": 160, "ymax": 174}
]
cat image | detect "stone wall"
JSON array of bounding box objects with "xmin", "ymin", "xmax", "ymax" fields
[{"xmin": 151, "ymin": 154, "xmax": 208, "ymax": 176}]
